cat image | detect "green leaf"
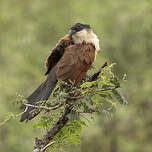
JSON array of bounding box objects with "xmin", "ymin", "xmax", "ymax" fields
[
  {"xmin": 112, "ymin": 90, "xmax": 128, "ymax": 104},
  {"xmin": 80, "ymin": 81, "xmax": 96, "ymax": 89},
  {"xmin": 96, "ymin": 91, "xmax": 112, "ymax": 98},
  {"xmin": 105, "ymin": 98, "xmax": 117, "ymax": 108},
  {"xmin": 92, "ymin": 94, "xmax": 101, "ymax": 104},
  {"xmin": 110, "ymin": 76, "xmax": 120, "ymax": 87},
  {"xmin": 0, "ymin": 113, "xmax": 14, "ymax": 127},
  {"xmin": 67, "ymin": 113, "xmax": 80, "ymax": 120}
]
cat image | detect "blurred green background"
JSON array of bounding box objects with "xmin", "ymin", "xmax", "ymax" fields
[{"xmin": 0, "ymin": 0, "xmax": 152, "ymax": 152}]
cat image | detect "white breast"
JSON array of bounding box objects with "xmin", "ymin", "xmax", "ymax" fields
[{"xmin": 72, "ymin": 29, "xmax": 100, "ymax": 55}]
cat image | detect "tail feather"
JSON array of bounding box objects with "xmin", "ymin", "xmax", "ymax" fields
[{"xmin": 20, "ymin": 66, "xmax": 57, "ymax": 122}]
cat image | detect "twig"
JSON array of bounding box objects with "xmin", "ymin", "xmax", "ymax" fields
[
  {"xmin": 89, "ymin": 62, "xmax": 107, "ymax": 81},
  {"xmin": 22, "ymin": 102, "xmax": 64, "ymax": 111},
  {"xmin": 69, "ymin": 96, "xmax": 83, "ymax": 99},
  {"xmin": 78, "ymin": 110, "xmax": 97, "ymax": 114},
  {"xmin": 41, "ymin": 141, "xmax": 56, "ymax": 152},
  {"xmin": 33, "ymin": 104, "xmax": 72, "ymax": 152},
  {"xmin": 16, "ymin": 106, "xmax": 28, "ymax": 117},
  {"xmin": 96, "ymin": 86, "xmax": 119, "ymax": 92}
]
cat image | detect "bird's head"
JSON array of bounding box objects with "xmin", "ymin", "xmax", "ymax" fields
[
  {"xmin": 69, "ymin": 23, "xmax": 91, "ymax": 39},
  {"xmin": 69, "ymin": 23, "xmax": 100, "ymax": 52}
]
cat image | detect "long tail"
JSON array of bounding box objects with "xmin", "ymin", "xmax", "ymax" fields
[{"xmin": 20, "ymin": 66, "xmax": 57, "ymax": 122}]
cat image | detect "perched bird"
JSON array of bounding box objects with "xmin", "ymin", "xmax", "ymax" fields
[{"xmin": 20, "ymin": 23, "xmax": 100, "ymax": 122}]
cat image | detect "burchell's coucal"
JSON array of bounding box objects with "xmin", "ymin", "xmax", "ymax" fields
[{"xmin": 20, "ymin": 23, "xmax": 100, "ymax": 122}]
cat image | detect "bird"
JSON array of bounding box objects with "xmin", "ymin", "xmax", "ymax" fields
[{"xmin": 20, "ymin": 23, "xmax": 100, "ymax": 122}]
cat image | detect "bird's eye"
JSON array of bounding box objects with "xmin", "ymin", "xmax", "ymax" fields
[{"xmin": 72, "ymin": 27, "xmax": 79, "ymax": 31}]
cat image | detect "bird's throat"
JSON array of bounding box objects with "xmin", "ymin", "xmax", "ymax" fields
[{"xmin": 72, "ymin": 29, "xmax": 100, "ymax": 53}]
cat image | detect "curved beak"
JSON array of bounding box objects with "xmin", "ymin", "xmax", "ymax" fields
[{"xmin": 69, "ymin": 29, "xmax": 76, "ymax": 39}]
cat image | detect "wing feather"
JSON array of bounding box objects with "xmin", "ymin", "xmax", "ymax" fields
[
  {"xmin": 56, "ymin": 44, "xmax": 95, "ymax": 84},
  {"xmin": 45, "ymin": 35, "xmax": 72, "ymax": 75}
]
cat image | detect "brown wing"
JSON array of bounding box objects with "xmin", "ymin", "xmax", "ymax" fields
[
  {"xmin": 45, "ymin": 35, "xmax": 72, "ymax": 75},
  {"xmin": 56, "ymin": 43, "xmax": 95, "ymax": 85}
]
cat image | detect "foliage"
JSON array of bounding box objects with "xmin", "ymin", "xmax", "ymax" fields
[{"xmin": 27, "ymin": 64, "xmax": 126, "ymax": 151}]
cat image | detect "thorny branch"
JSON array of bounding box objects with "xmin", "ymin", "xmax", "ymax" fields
[
  {"xmin": 40, "ymin": 141, "xmax": 56, "ymax": 152},
  {"xmin": 16, "ymin": 106, "xmax": 28, "ymax": 117},
  {"xmin": 22, "ymin": 102, "xmax": 64, "ymax": 111},
  {"xmin": 33, "ymin": 104, "xmax": 72, "ymax": 152},
  {"xmin": 89, "ymin": 62, "xmax": 107, "ymax": 81},
  {"xmin": 96, "ymin": 86, "xmax": 119, "ymax": 92},
  {"xmin": 33, "ymin": 62, "xmax": 108, "ymax": 152}
]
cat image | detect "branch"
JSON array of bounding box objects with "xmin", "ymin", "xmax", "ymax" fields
[
  {"xmin": 16, "ymin": 106, "xmax": 28, "ymax": 117},
  {"xmin": 33, "ymin": 62, "xmax": 108, "ymax": 152},
  {"xmin": 89, "ymin": 62, "xmax": 107, "ymax": 81},
  {"xmin": 33, "ymin": 104, "xmax": 72, "ymax": 152},
  {"xmin": 96, "ymin": 86, "xmax": 119, "ymax": 92},
  {"xmin": 41, "ymin": 141, "xmax": 56, "ymax": 152},
  {"xmin": 22, "ymin": 102, "xmax": 64, "ymax": 111}
]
